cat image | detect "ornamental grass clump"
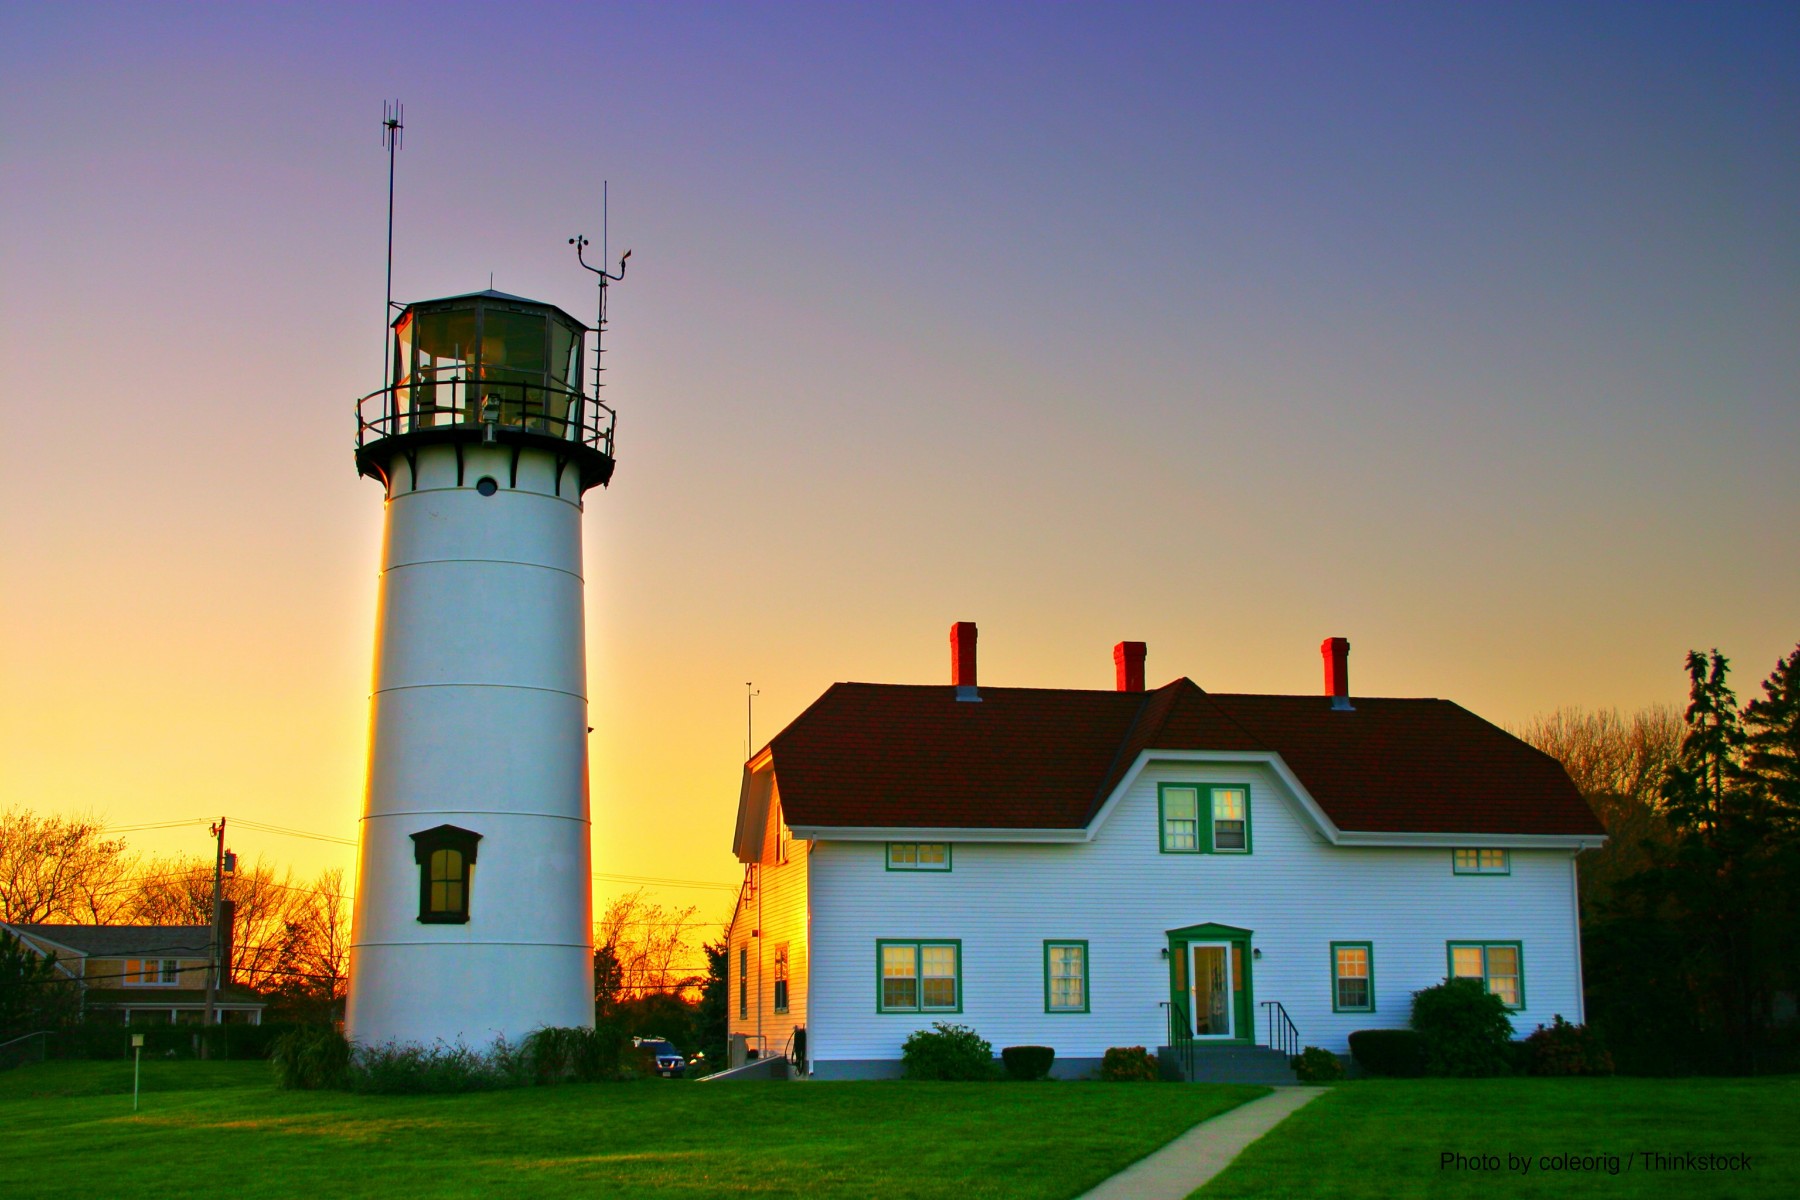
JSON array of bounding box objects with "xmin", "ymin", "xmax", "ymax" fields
[
  {"xmin": 1000, "ymin": 1045, "xmax": 1056, "ymax": 1081},
  {"xmin": 270, "ymin": 1026, "xmax": 351, "ymax": 1090},
  {"xmin": 901, "ymin": 1022, "xmax": 997, "ymax": 1080},
  {"xmin": 1411, "ymin": 978, "xmax": 1515, "ymax": 1077}
]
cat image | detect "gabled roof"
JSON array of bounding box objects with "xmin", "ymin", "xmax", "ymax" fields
[
  {"xmin": 7, "ymin": 924, "xmax": 212, "ymax": 958},
  {"xmin": 762, "ymin": 679, "xmax": 1601, "ymax": 838}
]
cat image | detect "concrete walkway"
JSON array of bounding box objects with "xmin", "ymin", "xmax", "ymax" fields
[{"xmin": 1078, "ymin": 1087, "xmax": 1323, "ymax": 1200}]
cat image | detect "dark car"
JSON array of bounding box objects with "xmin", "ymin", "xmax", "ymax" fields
[{"xmin": 633, "ymin": 1036, "xmax": 687, "ymax": 1078}]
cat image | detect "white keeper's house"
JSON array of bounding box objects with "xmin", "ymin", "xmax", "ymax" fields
[{"xmin": 726, "ymin": 623, "xmax": 1605, "ymax": 1080}]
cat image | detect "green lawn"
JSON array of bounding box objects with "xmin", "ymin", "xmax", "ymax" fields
[
  {"xmin": 0, "ymin": 1060, "xmax": 1263, "ymax": 1199},
  {"xmin": 1196, "ymin": 1077, "xmax": 1799, "ymax": 1199}
]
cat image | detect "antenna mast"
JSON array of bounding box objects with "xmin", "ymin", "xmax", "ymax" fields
[
  {"xmin": 569, "ymin": 181, "xmax": 631, "ymax": 402},
  {"xmin": 381, "ymin": 100, "xmax": 404, "ymax": 397}
]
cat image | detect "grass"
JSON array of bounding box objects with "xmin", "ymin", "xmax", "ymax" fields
[
  {"xmin": 1195, "ymin": 1077, "xmax": 1800, "ymax": 1199},
  {"xmin": 0, "ymin": 1060, "xmax": 1264, "ymax": 1199}
]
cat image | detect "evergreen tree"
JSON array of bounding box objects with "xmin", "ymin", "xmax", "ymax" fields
[{"xmin": 1744, "ymin": 644, "xmax": 1800, "ymax": 831}]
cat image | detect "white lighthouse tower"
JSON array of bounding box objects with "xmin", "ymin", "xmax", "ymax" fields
[{"xmin": 346, "ymin": 276, "xmax": 621, "ymax": 1047}]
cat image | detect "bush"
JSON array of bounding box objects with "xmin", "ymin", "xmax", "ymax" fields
[
  {"xmin": 271, "ymin": 1026, "xmax": 351, "ymax": 1090},
  {"xmin": 1411, "ymin": 978, "xmax": 1515, "ymax": 1077},
  {"xmin": 1289, "ymin": 1045, "xmax": 1343, "ymax": 1083},
  {"xmin": 1525, "ymin": 1015, "xmax": 1615, "ymax": 1076},
  {"xmin": 1347, "ymin": 1029, "xmax": 1424, "ymax": 1077},
  {"xmin": 901, "ymin": 1022, "xmax": 995, "ymax": 1081},
  {"xmin": 1000, "ymin": 1045, "xmax": 1055, "ymax": 1081},
  {"xmin": 1100, "ymin": 1046, "xmax": 1160, "ymax": 1082},
  {"xmin": 348, "ymin": 1038, "xmax": 533, "ymax": 1094}
]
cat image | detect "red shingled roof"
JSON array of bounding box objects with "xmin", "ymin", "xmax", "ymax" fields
[{"xmin": 767, "ymin": 679, "xmax": 1601, "ymax": 837}]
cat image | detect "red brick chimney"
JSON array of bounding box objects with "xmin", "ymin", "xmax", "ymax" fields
[
  {"xmin": 1322, "ymin": 636, "xmax": 1353, "ymax": 711},
  {"xmin": 951, "ymin": 621, "xmax": 980, "ymax": 701},
  {"xmin": 1114, "ymin": 641, "xmax": 1146, "ymax": 692}
]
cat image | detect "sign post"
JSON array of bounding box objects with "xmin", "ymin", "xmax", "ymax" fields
[{"xmin": 131, "ymin": 1033, "xmax": 144, "ymax": 1111}]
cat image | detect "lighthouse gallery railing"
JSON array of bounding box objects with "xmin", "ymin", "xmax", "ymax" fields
[{"xmin": 355, "ymin": 377, "xmax": 615, "ymax": 461}]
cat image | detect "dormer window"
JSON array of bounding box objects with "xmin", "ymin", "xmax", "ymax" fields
[{"xmin": 411, "ymin": 824, "xmax": 481, "ymax": 924}]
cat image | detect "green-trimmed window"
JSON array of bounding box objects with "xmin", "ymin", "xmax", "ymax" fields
[
  {"xmin": 1160, "ymin": 785, "xmax": 1201, "ymax": 851},
  {"xmin": 886, "ymin": 842, "xmax": 951, "ymax": 871},
  {"xmin": 1159, "ymin": 784, "xmax": 1252, "ymax": 853},
  {"xmin": 1449, "ymin": 942, "xmax": 1524, "ymax": 1009},
  {"xmin": 773, "ymin": 943, "xmax": 790, "ymax": 1014},
  {"xmin": 877, "ymin": 940, "xmax": 961, "ymax": 1013},
  {"xmin": 1331, "ymin": 942, "xmax": 1373, "ymax": 1012},
  {"xmin": 1044, "ymin": 941, "xmax": 1089, "ymax": 1012},
  {"xmin": 1452, "ymin": 848, "xmax": 1510, "ymax": 874}
]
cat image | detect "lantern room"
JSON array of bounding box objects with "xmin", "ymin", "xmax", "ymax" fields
[{"xmin": 355, "ymin": 289, "xmax": 615, "ymax": 491}]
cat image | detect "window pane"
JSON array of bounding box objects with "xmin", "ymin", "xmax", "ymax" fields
[
  {"xmin": 1454, "ymin": 849, "xmax": 1477, "ymax": 870},
  {"xmin": 1336, "ymin": 947, "xmax": 1368, "ymax": 979},
  {"xmin": 1213, "ymin": 789, "xmax": 1246, "ymax": 821},
  {"xmin": 1167, "ymin": 819, "xmax": 1198, "ymax": 850},
  {"xmin": 890, "ymin": 843, "xmax": 916, "ymax": 865},
  {"xmin": 1452, "ymin": 946, "xmax": 1485, "ymax": 978},
  {"xmin": 922, "ymin": 945, "xmax": 957, "ymax": 1009},
  {"xmin": 917, "ymin": 843, "xmax": 946, "ymax": 866},
  {"xmin": 1049, "ymin": 945, "xmax": 1084, "ymax": 1009},
  {"xmin": 1486, "ymin": 946, "xmax": 1519, "ymax": 1005},
  {"xmin": 1480, "ymin": 849, "xmax": 1506, "ymax": 871},
  {"xmin": 1338, "ymin": 977, "xmax": 1369, "ymax": 1009},
  {"xmin": 1213, "ymin": 819, "xmax": 1246, "ymax": 850},
  {"xmin": 884, "ymin": 977, "xmax": 918, "ymax": 1008}
]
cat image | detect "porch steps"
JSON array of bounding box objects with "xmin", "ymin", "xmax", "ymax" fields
[{"xmin": 1158, "ymin": 1044, "xmax": 1298, "ymax": 1085}]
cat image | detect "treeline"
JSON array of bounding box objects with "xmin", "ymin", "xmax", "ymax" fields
[
  {"xmin": 1518, "ymin": 645, "xmax": 1800, "ymax": 1074},
  {"xmin": 0, "ymin": 810, "xmax": 350, "ymax": 1022}
]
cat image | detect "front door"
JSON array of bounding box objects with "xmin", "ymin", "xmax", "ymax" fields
[
  {"xmin": 1167, "ymin": 923, "xmax": 1254, "ymax": 1044},
  {"xmin": 1190, "ymin": 943, "xmax": 1233, "ymax": 1038}
]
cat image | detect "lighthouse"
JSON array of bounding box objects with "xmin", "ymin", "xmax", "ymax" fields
[{"xmin": 345, "ymin": 284, "xmax": 617, "ymax": 1047}]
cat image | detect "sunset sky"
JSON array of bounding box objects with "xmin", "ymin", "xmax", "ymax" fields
[{"xmin": 3, "ymin": 3, "xmax": 1795, "ymax": 930}]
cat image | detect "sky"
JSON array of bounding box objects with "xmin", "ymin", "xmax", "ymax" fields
[{"xmin": 3, "ymin": 2, "xmax": 1796, "ymax": 930}]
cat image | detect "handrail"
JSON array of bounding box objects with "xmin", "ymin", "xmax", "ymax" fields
[
  {"xmin": 1259, "ymin": 1000, "xmax": 1300, "ymax": 1059},
  {"xmin": 354, "ymin": 378, "xmax": 615, "ymax": 460},
  {"xmin": 1160, "ymin": 999, "xmax": 1195, "ymax": 1082}
]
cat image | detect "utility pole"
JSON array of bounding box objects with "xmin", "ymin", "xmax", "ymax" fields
[{"xmin": 202, "ymin": 818, "xmax": 226, "ymax": 1047}]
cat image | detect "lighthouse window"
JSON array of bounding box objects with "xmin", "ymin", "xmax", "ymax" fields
[
  {"xmin": 410, "ymin": 824, "xmax": 482, "ymax": 924},
  {"xmin": 476, "ymin": 476, "xmax": 498, "ymax": 496}
]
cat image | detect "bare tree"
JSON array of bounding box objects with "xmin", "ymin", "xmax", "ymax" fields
[
  {"xmin": 594, "ymin": 889, "xmax": 705, "ymax": 1010},
  {"xmin": 126, "ymin": 855, "xmax": 308, "ymax": 990},
  {"xmin": 0, "ymin": 809, "xmax": 136, "ymax": 924},
  {"xmin": 278, "ymin": 868, "xmax": 351, "ymax": 1007},
  {"xmin": 1514, "ymin": 704, "xmax": 1684, "ymax": 919}
]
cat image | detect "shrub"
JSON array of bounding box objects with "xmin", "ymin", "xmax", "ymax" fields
[
  {"xmin": 1525, "ymin": 1015, "xmax": 1615, "ymax": 1076},
  {"xmin": 349, "ymin": 1038, "xmax": 531, "ymax": 1094},
  {"xmin": 901, "ymin": 1022, "xmax": 995, "ymax": 1081},
  {"xmin": 270, "ymin": 1026, "xmax": 351, "ymax": 1090},
  {"xmin": 1289, "ymin": 1045, "xmax": 1343, "ymax": 1083},
  {"xmin": 1100, "ymin": 1046, "xmax": 1160, "ymax": 1082},
  {"xmin": 1411, "ymin": 978, "xmax": 1515, "ymax": 1077},
  {"xmin": 1001, "ymin": 1045, "xmax": 1055, "ymax": 1081},
  {"xmin": 1347, "ymin": 1029, "xmax": 1424, "ymax": 1077}
]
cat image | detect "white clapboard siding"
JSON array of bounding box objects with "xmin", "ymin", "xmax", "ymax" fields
[
  {"xmin": 807, "ymin": 759, "xmax": 1582, "ymax": 1066},
  {"xmin": 727, "ymin": 802, "xmax": 809, "ymax": 1062}
]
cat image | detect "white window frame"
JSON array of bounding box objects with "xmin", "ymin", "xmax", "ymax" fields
[{"xmin": 123, "ymin": 959, "xmax": 180, "ymax": 987}]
